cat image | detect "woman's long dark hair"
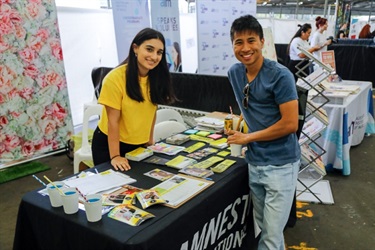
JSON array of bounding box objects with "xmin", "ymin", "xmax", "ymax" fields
[
  {"xmin": 119, "ymin": 28, "xmax": 176, "ymax": 105},
  {"xmin": 287, "ymin": 23, "xmax": 312, "ymax": 55},
  {"xmin": 173, "ymin": 42, "xmax": 182, "ymax": 71}
]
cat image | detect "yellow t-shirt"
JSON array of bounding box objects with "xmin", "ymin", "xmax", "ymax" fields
[{"xmin": 97, "ymin": 64, "xmax": 157, "ymax": 144}]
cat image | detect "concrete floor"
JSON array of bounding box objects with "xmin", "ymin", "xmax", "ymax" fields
[{"xmin": 1, "ymin": 132, "xmax": 375, "ymax": 250}]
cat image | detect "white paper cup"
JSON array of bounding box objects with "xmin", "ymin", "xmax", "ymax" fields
[
  {"xmin": 230, "ymin": 144, "xmax": 242, "ymax": 157},
  {"xmin": 84, "ymin": 194, "xmax": 103, "ymax": 222},
  {"xmin": 61, "ymin": 187, "xmax": 79, "ymax": 214},
  {"xmin": 47, "ymin": 181, "xmax": 64, "ymax": 207}
]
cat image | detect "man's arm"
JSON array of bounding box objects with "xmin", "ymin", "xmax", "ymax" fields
[{"xmin": 227, "ymin": 99, "xmax": 299, "ymax": 145}]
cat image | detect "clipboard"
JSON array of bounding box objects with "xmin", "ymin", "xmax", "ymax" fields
[{"xmin": 152, "ymin": 174, "xmax": 214, "ymax": 208}]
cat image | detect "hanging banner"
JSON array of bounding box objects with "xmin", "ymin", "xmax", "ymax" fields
[
  {"xmin": 150, "ymin": 0, "xmax": 182, "ymax": 72},
  {"xmin": 196, "ymin": 0, "xmax": 256, "ymax": 75},
  {"xmin": 112, "ymin": 0, "xmax": 151, "ymax": 63},
  {"xmin": 0, "ymin": 0, "xmax": 73, "ymax": 166}
]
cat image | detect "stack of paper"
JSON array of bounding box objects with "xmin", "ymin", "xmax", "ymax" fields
[
  {"xmin": 194, "ymin": 116, "xmax": 224, "ymax": 133},
  {"xmin": 64, "ymin": 170, "xmax": 136, "ymax": 195},
  {"xmin": 125, "ymin": 147, "xmax": 153, "ymax": 161}
]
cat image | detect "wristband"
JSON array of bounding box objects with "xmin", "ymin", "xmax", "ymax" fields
[{"xmin": 111, "ymin": 155, "xmax": 120, "ymax": 161}]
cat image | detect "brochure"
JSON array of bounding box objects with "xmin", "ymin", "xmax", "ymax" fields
[
  {"xmin": 136, "ymin": 189, "xmax": 167, "ymax": 209},
  {"xmin": 165, "ymin": 133, "xmax": 190, "ymax": 145},
  {"xmin": 144, "ymin": 168, "xmax": 175, "ymax": 181},
  {"xmin": 209, "ymin": 138, "xmax": 228, "ymax": 149},
  {"xmin": 125, "ymin": 147, "xmax": 153, "ymax": 161},
  {"xmin": 186, "ymin": 147, "xmax": 218, "ymax": 160},
  {"xmin": 211, "ymin": 159, "xmax": 236, "ymax": 173},
  {"xmin": 299, "ymin": 116, "xmax": 326, "ymax": 145},
  {"xmin": 179, "ymin": 166, "xmax": 214, "ymax": 178},
  {"xmin": 183, "ymin": 142, "xmax": 206, "ymax": 153},
  {"xmin": 153, "ymin": 174, "xmax": 214, "ymax": 208},
  {"xmin": 189, "ymin": 134, "xmax": 215, "ymax": 143},
  {"xmin": 165, "ymin": 155, "xmax": 197, "ymax": 169},
  {"xmin": 301, "ymin": 144, "xmax": 327, "ymax": 176},
  {"xmin": 147, "ymin": 142, "xmax": 185, "ymax": 156},
  {"xmin": 191, "ymin": 156, "xmax": 225, "ymax": 169},
  {"xmin": 107, "ymin": 204, "xmax": 155, "ymax": 226},
  {"xmin": 102, "ymin": 185, "xmax": 143, "ymax": 206},
  {"xmin": 143, "ymin": 155, "xmax": 170, "ymax": 165}
]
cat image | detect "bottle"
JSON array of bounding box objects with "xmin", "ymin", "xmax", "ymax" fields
[{"xmin": 224, "ymin": 115, "xmax": 233, "ymax": 132}]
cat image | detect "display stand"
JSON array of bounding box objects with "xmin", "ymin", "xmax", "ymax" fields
[{"xmin": 295, "ymin": 47, "xmax": 334, "ymax": 204}]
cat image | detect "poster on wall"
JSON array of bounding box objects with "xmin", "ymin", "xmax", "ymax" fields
[
  {"xmin": 150, "ymin": 0, "xmax": 182, "ymax": 72},
  {"xmin": 0, "ymin": 0, "xmax": 73, "ymax": 166},
  {"xmin": 112, "ymin": 0, "xmax": 151, "ymax": 63},
  {"xmin": 262, "ymin": 27, "xmax": 277, "ymax": 62},
  {"xmin": 196, "ymin": 0, "xmax": 256, "ymax": 76}
]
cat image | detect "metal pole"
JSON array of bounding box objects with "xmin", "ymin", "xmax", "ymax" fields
[
  {"xmin": 323, "ymin": 0, "xmax": 329, "ymax": 17},
  {"xmin": 368, "ymin": 0, "xmax": 373, "ymax": 23}
]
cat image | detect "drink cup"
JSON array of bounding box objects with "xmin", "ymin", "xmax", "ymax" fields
[
  {"xmin": 230, "ymin": 144, "xmax": 242, "ymax": 157},
  {"xmin": 84, "ymin": 194, "xmax": 103, "ymax": 222},
  {"xmin": 60, "ymin": 187, "xmax": 79, "ymax": 214},
  {"xmin": 47, "ymin": 181, "xmax": 64, "ymax": 207}
]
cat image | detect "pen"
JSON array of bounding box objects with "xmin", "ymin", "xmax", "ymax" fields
[{"xmin": 95, "ymin": 168, "xmax": 99, "ymax": 174}]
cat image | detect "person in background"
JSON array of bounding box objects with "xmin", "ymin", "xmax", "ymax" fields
[
  {"xmin": 358, "ymin": 24, "xmax": 375, "ymax": 39},
  {"xmin": 310, "ymin": 16, "xmax": 332, "ymax": 63},
  {"xmin": 91, "ymin": 28, "xmax": 176, "ymax": 171},
  {"xmin": 336, "ymin": 23, "xmax": 348, "ymax": 39},
  {"xmin": 287, "ymin": 23, "xmax": 321, "ymax": 81},
  {"xmin": 227, "ymin": 15, "xmax": 301, "ymax": 250},
  {"xmin": 171, "ymin": 41, "xmax": 182, "ymax": 72}
]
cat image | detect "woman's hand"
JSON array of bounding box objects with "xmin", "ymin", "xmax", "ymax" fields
[
  {"xmin": 111, "ymin": 156, "xmax": 131, "ymax": 171},
  {"xmin": 144, "ymin": 138, "xmax": 155, "ymax": 147}
]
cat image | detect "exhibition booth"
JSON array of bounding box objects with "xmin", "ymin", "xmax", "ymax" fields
[{"xmin": 2, "ymin": 0, "xmax": 375, "ymax": 249}]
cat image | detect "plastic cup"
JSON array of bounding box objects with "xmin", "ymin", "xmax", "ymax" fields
[
  {"xmin": 230, "ymin": 144, "xmax": 242, "ymax": 157},
  {"xmin": 60, "ymin": 187, "xmax": 79, "ymax": 214},
  {"xmin": 84, "ymin": 194, "xmax": 103, "ymax": 222},
  {"xmin": 47, "ymin": 181, "xmax": 64, "ymax": 207}
]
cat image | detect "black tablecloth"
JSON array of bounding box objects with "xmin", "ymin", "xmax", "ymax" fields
[{"xmin": 14, "ymin": 142, "xmax": 254, "ymax": 250}]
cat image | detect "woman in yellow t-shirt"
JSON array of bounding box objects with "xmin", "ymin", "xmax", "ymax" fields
[{"xmin": 92, "ymin": 28, "xmax": 176, "ymax": 171}]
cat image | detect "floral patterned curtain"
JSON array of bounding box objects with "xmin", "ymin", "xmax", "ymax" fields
[{"xmin": 0, "ymin": 0, "xmax": 73, "ymax": 164}]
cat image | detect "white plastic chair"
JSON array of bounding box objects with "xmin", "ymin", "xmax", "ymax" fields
[
  {"xmin": 155, "ymin": 108, "xmax": 185, "ymax": 125},
  {"xmin": 73, "ymin": 104, "xmax": 103, "ymax": 174},
  {"xmin": 153, "ymin": 121, "xmax": 187, "ymax": 142}
]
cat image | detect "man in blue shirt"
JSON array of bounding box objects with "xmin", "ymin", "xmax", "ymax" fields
[{"xmin": 227, "ymin": 15, "xmax": 301, "ymax": 250}]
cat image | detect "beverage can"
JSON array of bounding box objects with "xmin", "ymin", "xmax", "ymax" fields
[{"xmin": 224, "ymin": 115, "xmax": 233, "ymax": 132}]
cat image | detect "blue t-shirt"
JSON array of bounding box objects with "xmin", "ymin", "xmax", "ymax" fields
[{"xmin": 228, "ymin": 58, "xmax": 301, "ymax": 166}]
